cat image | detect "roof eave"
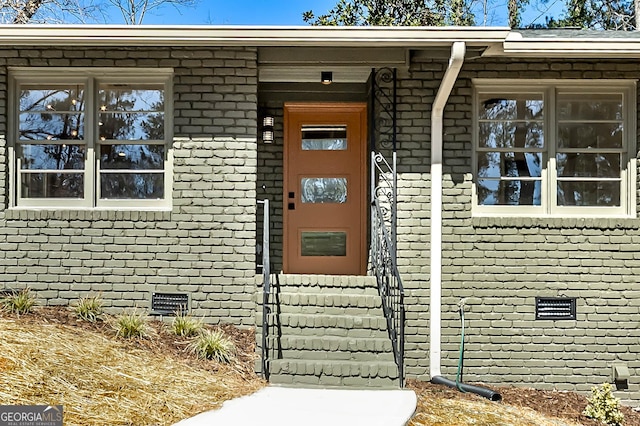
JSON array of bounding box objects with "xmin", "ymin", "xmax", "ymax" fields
[
  {"xmin": 496, "ymin": 31, "xmax": 640, "ymax": 58},
  {"xmin": 0, "ymin": 24, "xmax": 511, "ymax": 47}
]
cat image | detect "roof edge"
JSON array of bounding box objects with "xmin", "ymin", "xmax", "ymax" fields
[{"xmin": 0, "ymin": 25, "xmax": 511, "ymax": 47}]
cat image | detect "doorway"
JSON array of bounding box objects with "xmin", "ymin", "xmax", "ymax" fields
[{"xmin": 283, "ymin": 103, "xmax": 367, "ymax": 275}]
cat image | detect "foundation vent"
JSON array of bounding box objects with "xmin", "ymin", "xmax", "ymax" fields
[
  {"xmin": 151, "ymin": 292, "xmax": 189, "ymax": 315},
  {"xmin": 535, "ymin": 297, "xmax": 576, "ymax": 320}
]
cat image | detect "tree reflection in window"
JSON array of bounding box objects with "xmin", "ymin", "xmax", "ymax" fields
[
  {"xmin": 18, "ymin": 85, "xmax": 86, "ymax": 198},
  {"xmin": 19, "ymin": 86, "xmax": 84, "ymax": 141},
  {"xmin": 98, "ymin": 85, "xmax": 165, "ymax": 200},
  {"xmin": 477, "ymin": 94, "xmax": 544, "ymax": 206}
]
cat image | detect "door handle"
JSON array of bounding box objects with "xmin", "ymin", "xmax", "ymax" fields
[{"xmin": 288, "ymin": 202, "xmax": 295, "ymax": 210}]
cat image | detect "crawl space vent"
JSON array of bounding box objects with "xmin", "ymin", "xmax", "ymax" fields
[
  {"xmin": 535, "ymin": 297, "xmax": 576, "ymax": 320},
  {"xmin": 151, "ymin": 293, "xmax": 189, "ymax": 315}
]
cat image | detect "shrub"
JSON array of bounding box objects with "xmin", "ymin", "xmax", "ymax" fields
[
  {"xmin": 583, "ymin": 382, "xmax": 624, "ymax": 426},
  {"xmin": 1, "ymin": 288, "xmax": 35, "ymax": 315},
  {"xmin": 73, "ymin": 295, "xmax": 104, "ymax": 322},
  {"xmin": 113, "ymin": 310, "xmax": 149, "ymax": 339},
  {"xmin": 170, "ymin": 311, "xmax": 203, "ymax": 337},
  {"xmin": 188, "ymin": 329, "xmax": 235, "ymax": 363}
]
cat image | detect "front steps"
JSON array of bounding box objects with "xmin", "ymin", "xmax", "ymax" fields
[{"xmin": 257, "ymin": 274, "xmax": 399, "ymax": 389}]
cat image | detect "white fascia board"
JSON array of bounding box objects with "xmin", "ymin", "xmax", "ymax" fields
[
  {"xmin": 0, "ymin": 25, "xmax": 510, "ymax": 47},
  {"xmin": 499, "ymin": 31, "xmax": 640, "ymax": 58}
]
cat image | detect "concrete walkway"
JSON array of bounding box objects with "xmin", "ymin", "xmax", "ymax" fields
[{"xmin": 174, "ymin": 386, "xmax": 417, "ymax": 426}]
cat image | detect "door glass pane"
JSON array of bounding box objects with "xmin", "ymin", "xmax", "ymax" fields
[
  {"xmin": 301, "ymin": 232, "xmax": 347, "ymax": 256},
  {"xmin": 301, "ymin": 125, "xmax": 347, "ymax": 150},
  {"xmin": 301, "ymin": 177, "xmax": 347, "ymax": 203}
]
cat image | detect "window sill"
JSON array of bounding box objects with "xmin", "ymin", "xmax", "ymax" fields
[
  {"xmin": 3, "ymin": 208, "xmax": 172, "ymax": 222},
  {"xmin": 472, "ymin": 216, "xmax": 639, "ymax": 230}
]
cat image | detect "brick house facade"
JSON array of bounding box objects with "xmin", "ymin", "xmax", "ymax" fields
[{"xmin": 0, "ymin": 26, "xmax": 639, "ymax": 403}]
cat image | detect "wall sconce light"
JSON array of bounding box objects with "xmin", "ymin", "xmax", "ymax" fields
[
  {"xmin": 262, "ymin": 115, "xmax": 274, "ymax": 144},
  {"xmin": 321, "ymin": 71, "xmax": 333, "ymax": 85}
]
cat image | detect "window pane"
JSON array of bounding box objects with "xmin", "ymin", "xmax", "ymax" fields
[
  {"xmin": 99, "ymin": 112, "xmax": 165, "ymax": 140},
  {"xmin": 477, "ymin": 179, "xmax": 542, "ymax": 206},
  {"xmin": 20, "ymin": 86, "xmax": 84, "ymax": 113},
  {"xmin": 301, "ymin": 232, "xmax": 347, "ymax": 256},
  {"xmin": 557, "ymin": 94, "xmax": 623, "ymax": 121},
  {"xmin": 100, "ymin": 173, "xmax": 164, "ymax": 199},
  {"xmin": 557, "ymin": 181, "xmax": 620, "ymax": 206},
  {"xmin": 100, "ymin": 144, "xmax": 164, "ymax": 170},
  {"xmin": 98, "ymin": 85, "xmax": 164, "ymax": 112},
  {"xmin": 21, "ymin": 172, "xmax": 84, "ymax": 198},
  {"xmin": 301, "ymin": 177, "xmax": 347, "ymax": 203},
  {"xmin": 557, "ymin": 153, "xmax": 621, "ymax": 178},
  {"xmin": 557, "ymin": 123, "xmax": 623, "ymax": 149},
  {"xmin": 302, "ymin": 125, "xmax": 347, "ymax": 150},
  {"xmin": 479, "ymin": 94, "xmax": 544, "ymax": 120},
  {"xmin": 479, "ymin": 122, "xmax": 544, "ymax": 149},
  {"xmin": 19, "ymin": 113, "xmax": 84, "ymax": 141},
  {"xmin": 20, "ymin": 144, "xmax": 85, "ymax": 170},
  {"xmin": 478, "ymin": 152, "xmax": 543, "ymax": 179}
]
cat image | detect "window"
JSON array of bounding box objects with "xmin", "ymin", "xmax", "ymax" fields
[
  {"xmin": 11, "ymin": 69, "xmax": 172, "ymax": 209},
  {"xmin": 474, "ymin": 81, "xmax": 635, "ymax": 217}
]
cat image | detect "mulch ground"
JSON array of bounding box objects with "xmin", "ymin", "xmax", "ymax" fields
[{"xmin": 409, "ymin": 379, "xmax": 640, "ymax": 426}]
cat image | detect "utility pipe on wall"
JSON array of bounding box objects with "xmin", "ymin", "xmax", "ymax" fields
[{"xmin": 429, "ymin": 41, "xmax": 466, "ymax": 379}]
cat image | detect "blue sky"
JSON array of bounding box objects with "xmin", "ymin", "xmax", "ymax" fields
[
  {"xmin": 139, "ymin": 0, "xmax": 561, "ymax": 27},
  {"xmin": 143, "ymin": 0, "xmax": 340, "ymax": 25}
]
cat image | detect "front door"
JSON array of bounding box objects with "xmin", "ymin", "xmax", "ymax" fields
[{"xmin": 283, "ymin": 103, "xmax": 367, "ymax": 275}]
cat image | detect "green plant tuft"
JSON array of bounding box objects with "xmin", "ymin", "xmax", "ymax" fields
[
  {"xmin": 113, "ymin": 310, "xmax": 149, "ymax": 339},
  {"xmin": 583, "ymin": 382, "xmax": 624, "ymax": 426},
  {"xmin": 188, "ymin": 329, "xmax": 235, "ymax": 363},
  {"xmin": 170, "ymin": 311, "xmax": 203, "ymax": 337},
  {"xmin": 1, "ymin": 288, "xmax": 36, "ymax": 315},
  {"xmin": 73, "ymin": 295, "xmax": 104, "ymax": 322}
]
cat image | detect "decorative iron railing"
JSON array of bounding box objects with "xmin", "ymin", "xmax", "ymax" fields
[
  {"xmin": 369, "ymin": 67, "xmax": 405, "ymax": 387},
  {"xmin": 257, "ymin": 199, "xmax": 271, "ymax": 379}
]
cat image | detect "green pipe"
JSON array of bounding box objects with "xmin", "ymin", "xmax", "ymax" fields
[{"xmin": 456, "ymin": 304, "xmax": 466, "ymax": 392}]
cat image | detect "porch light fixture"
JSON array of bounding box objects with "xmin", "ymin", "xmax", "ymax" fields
[
  {"xmin": 262, "ymin": 115, "xmax": 274, "ymax": 144},
  {"xmin": 321, "ymin": 71, "xmax": 333, "ymax": 85}
]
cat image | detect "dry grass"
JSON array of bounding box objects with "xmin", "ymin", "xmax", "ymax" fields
[{"xmin": 0, "ymin": 313, "xmax": 264, "ymax": 426}]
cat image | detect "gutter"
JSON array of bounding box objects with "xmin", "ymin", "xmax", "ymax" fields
[
  {"xmin": 0, "ymin": 25, "xmax": 509, "ymax": 47},
  {"xmin": 429, "ymin": 41, "xmax": 465, "ymax": 379},
  {"xmin": 496, "ymin": 31, "xmax": 640, "ymax": 58}
]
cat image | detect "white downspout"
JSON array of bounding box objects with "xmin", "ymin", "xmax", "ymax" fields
[{"xmin": 429, "ymin": 41, "xmax": 466, "ymax": 379}]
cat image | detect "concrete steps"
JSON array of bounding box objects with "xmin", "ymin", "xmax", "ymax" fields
[{"xmin": 257, "ymin": 274, "xmax": 400, "ymax": 389}]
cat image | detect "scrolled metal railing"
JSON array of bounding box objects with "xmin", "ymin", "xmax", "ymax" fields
[
  {"xmin": 369, "ymin": 67, "xmax": 404, "ymax": 387},
  {"xmin": 257, "ymin": 199, "xmax": 271, "ymax": 379},
  {"xmin": 371, "ymin": 152, "xmax": 405, "ymax": 387}
]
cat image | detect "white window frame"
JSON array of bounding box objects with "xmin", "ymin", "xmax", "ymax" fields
[
  {"xmin": 472, "ymin": 79, "xmax": 636, "ymax": 218},
  {"xmin": 9, "ymin": 68, "xmax": 173, "ymax": 210}
]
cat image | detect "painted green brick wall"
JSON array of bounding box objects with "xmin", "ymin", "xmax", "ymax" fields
[
  {"xmin": 397, "ymin": 55, "xmax": 640, "ymax": 404},
  {"xmin": 0, "ymin": 47, "xmax": 259, "ymax": 326}
]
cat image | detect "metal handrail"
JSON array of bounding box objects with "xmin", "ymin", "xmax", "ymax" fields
[
  {"xmin": 257, "ymin": 199, "xmax": 270, "ymax": 379},
  {"xmin": 371, "ymin": 196, "xmax": 405, "ymax": 387}
]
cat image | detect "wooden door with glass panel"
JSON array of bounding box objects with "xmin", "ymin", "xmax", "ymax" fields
[{"xmin": 284, "ymin": 103, "xmax": 367, "ymax": 275}]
